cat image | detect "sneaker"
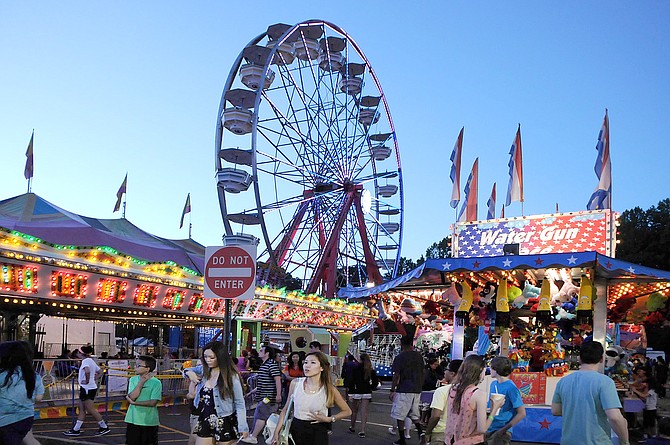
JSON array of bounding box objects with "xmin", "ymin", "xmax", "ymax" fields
[
  {"xmin": 63, "ymin": 429, "xmax": 81, "ymax": 436},
  {"xmin": 349, "ymin": 427, "xmax": 356, "ymax": 433},
  {"xmin": 95, "ymin": 427, "xmax": 111, "ymax": 436},
  {"xmin": 239, "ymin": 436, "xmax": 258, "ymax": 444},
  {"xmin": 388, "ymin": 427, "xmax": 396, "ymax": 435},
  {"xmin": 393, "ymin": 440, "xmax": 406, "ymax": 445},
  {"xmin": 358, "ymin": 432, "xmax": 366, "ymax": 438}
]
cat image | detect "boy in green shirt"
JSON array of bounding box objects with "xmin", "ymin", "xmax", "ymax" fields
[{"xmin": 125, "ymin": 355, "xmax": 162, "ymax": 445}]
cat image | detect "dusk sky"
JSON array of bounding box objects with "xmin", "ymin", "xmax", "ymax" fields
[{"xmin": 2, "ymin": 1, "xmax": 669, "ymax": 263}]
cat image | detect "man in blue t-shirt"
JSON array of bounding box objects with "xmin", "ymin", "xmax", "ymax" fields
[
  {"xmin": 485, "ymin": 356, "xmax": 526, "ymax": 445},
  {"xmin": 552, "ymin": 340, "xmax": 630, "ymax": 445}
]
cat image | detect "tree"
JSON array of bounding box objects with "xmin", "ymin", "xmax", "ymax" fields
[
  {"xmin": 616, "ymin": 198, "xmax": 670, "ymax": 271},
  {"xmin": 424, "ymin": 235, "xmax": 452, "ymax": 259}
]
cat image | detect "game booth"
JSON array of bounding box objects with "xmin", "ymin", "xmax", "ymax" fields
[
  {"xmin": 340, "ymin": 210, "xmax": 670, "ymax": 444},
  {"xmin": 0, "ymin": 193, "xmax": 373, "ymax": 357}
]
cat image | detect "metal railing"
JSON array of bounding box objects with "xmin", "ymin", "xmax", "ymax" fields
[{"xmin": 34, "ymin": 358, "xmax": 193, "ymax": 404}]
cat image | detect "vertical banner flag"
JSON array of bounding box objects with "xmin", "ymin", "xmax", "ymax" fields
[
  {"xmin": 505, "ymin": 124, "xmax": 524, "ymax": 206},
  {"xmin": 458, "ymin": 158, "xmax": 479, "ymax": 222},
  {"xmin": 486, "ymin": 182, "xmax": 497, "ymax": 220},
  {"xmin": 587, "ymin": 109, "xmax": 611, "ymax": 210},
  {"xmin": 24, "ymin": 131, "xmax": 34, "ymax": 180},
  {"xmin": 450, "ymin": 127, "xmax": 464, "ymax": 208},
  {"xmin": 113, "ymin": 174, "xmax": 127, "ymax": 212},
  {"xmin": 180, "ymin": 193, "xmax": 191, "ymax": 228}
]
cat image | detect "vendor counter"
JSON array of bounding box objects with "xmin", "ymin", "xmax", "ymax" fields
[{"xmin": 486, "ymin": 372, "xmax": 563, "ymax": 444}]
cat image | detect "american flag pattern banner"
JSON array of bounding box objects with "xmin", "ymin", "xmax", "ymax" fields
[
  {"xmin": 458, "ymin": 157, "xmax": 478, "ymax": 222},
  {"xmin": 453, "ymin": 210, "xmax": 612, "ymax": 258},
  {"xmin": 449, "ymin": 127, "xmax": 464, "ymax": 209},
  {"xmin": 505, "ymin": 125, "xmax": 524, "ymax": 206},
  {"xmin": 587, "ymin": 110, "xmax": 611, "ymax": 210}
]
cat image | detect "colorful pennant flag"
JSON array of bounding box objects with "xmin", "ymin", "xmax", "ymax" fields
[
  {"xmin": 24, "ymin": 131, "xmax": 34, "ymax": 180},
  {"xmin": 505, "ymin": 124, "xmax": 524, "ymax": 206},
  {"xmin": 180, "ymin": 193, "xmax": 191, "ymax": 228},
  {"xmin": 113, "ymin": 174, "xmax": 127, "ymax": 213},
  {"xmin": 587, "ymin": 109, "xmax": 611, "ymax": 210},
  {"xmin": 486, "ymin": 182, "xmax": 496, "ymax": 220},
  {"xmin": 449, "ymin": 127, "xmax": 464, "ymax": 208},
  {"xmin": 458, "ymin": 158, "xmax": 478, "ymax": 222}
]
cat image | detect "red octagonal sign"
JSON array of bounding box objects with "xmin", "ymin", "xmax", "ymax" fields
[{"xmin": 204, "ymin": 246, "xmax": 256, "ymax": 299}]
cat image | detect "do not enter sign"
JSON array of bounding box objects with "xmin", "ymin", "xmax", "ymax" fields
[{"xmin": 204, "ymin": 245, "xmax": 256, "ymax": 300}]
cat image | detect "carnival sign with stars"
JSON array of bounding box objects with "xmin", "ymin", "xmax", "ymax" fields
[{"xmin": 453, "ymin": 210, "xmax": 614, "ymax": 258}]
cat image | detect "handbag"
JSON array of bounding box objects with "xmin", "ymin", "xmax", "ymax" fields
[{"xmin": 277, "ymin": 395, "xmax": 295, "ymax": 445}]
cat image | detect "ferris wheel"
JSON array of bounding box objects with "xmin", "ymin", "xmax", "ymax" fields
[{"xmin": 215, "ymin": 20, "xmax": 403, "ymax": 298}]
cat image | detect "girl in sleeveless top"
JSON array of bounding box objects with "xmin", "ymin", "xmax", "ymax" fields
[
  {"xmin": 270, "ymin": 351, "xmax": 351, "ymax": 445},
  {"xmin": 444, "ymin": 355, "xmax": 504, "ymax": 445}
]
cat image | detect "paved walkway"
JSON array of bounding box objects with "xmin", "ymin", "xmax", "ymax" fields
[{"xmin": 33, "ymin": 385, "xmax": 670, "ymax": 444}]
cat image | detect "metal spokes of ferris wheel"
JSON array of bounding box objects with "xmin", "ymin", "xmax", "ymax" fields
[{"xmin": 215, "ymin": 20, "xmax": 403, "ymax": 298}]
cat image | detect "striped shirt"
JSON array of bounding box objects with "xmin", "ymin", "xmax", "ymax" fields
[{"xmin": 256, "ymin": 358, "xmax": 281, "ymax": 400}]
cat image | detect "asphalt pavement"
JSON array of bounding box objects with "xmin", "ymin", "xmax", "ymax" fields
[{"xmin": 32, "ymin": 385, "xmax": 554, "ymax": 445}]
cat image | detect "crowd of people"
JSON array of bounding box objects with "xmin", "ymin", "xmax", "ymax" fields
[{"xmin": 4, "ymin": 335, "xmax": 670, "ymax": 445}]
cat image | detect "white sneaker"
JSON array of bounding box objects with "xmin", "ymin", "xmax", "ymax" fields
[
  {"xmin": 388, "ymin": 427, "xmax": 396, "ymax": 435},
  {"xmin": 239, "ymin": 436, "xmax": 258, "ymax": 444}
]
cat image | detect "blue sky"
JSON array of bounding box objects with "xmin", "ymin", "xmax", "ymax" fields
[{"xmin": 1, "ymin": 1, "xmax": 669, "ymax": 263}]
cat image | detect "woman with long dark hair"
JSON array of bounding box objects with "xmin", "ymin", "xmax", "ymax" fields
[
  {"xmin": 0, "ymin": 341, "xmax": 42, "ymax": 445},
  {"xmin": 271, "ymin": 351, "xmax": 351, "ymax": 445},
  {"xmin": 283, "ymin": 352, "xmax": 304, "ymax": 382},
  {"xmin": 348, "ymin": 353, "xmax": 378, "ymax": 437},
  {"xmin": 184, "ymin": 341, "xmax": 249, "ymax": 445},
  {"xmin": 443, "ymin": 355, "xmax": 504, "ymax": 445}
]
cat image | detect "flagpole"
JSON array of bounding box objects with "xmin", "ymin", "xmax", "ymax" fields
[
  {"xmin": 27, "ymin": 178, "xmax": 31, "ymax": 194},
  {"xmin": 188, "ymin": 213, "xmax": 192, "ymax": 239},
  {"xmin": 122, "ymin": 197, "xmax": 126, "ymax": 219}
]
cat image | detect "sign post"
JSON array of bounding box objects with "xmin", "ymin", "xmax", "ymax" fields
[{"xmin": 204, "ymin": 244, "xmax": 257, "ymax": 353}]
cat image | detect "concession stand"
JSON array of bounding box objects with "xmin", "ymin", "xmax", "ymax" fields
[{"xmin": 339, "ymin": 210, "xmax": 670, "ymax": 443}]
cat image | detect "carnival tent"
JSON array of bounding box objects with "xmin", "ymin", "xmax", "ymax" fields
[{"xmin": 0, "ymin": 193, "xmax": 204, "ymax": 273}]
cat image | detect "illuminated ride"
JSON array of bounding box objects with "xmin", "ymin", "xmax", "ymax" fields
[{"xmin": 215, "ymin": 20, "xmax": 403, "ymax": 298}]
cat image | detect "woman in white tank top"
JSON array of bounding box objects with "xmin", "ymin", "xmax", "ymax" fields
[{"xmin": 270, "ymin": 352, "xmax": 351, "ymax": 445}]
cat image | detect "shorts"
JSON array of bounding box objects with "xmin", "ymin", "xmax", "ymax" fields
[
  {"xmin": 190, "ymin": 414, "xmax": 198, "ymax": 433},
  {"xmin": 126, "ymin": 422, "xmax": 159, "ymax": 445},
  {"xmin": 390, "ymin": 392, "xmax": 421, "ymax": 421},
  {"xmin": 348, "ymin": 393, "xmax": 372, "ymax": 400},
  {"xmin": 79, "ymin": 387, "xmax": 98, "ymax": 401},
  {"xmin": 643, "ymin": 409, "xmax": 657, "ymax": 428},
  {"xmin": 0, "ymin": 416, "xmax": 33, "ymax": 445},
  {"xmin": 253, "ymin": 401, "xmax": 278, "ymax": 425},
  {"xmin": 485, "ymin": 430, "xmax": 512, "ymax": 445}
]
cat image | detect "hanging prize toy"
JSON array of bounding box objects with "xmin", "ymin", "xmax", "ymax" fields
[
  {"xmin": 455, "ymin": 281, "xmax": 474, "ymax": 325},
  {"xmin": 496, "ymin": 278, "xmax": 511, "ymax": 329},
  {"xmin": 577, "ymin": 274, "xmax": 594, "ymax": 325},
  {"xmin": 536, "ymin": 278, "xmax": 552, "ymax": 326}
]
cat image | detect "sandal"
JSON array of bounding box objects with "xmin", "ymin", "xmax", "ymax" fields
[
  {"xmin": 358, "ymin": 432, "xmax": 366, "ymax": 438},
  {"xmin": 348, "ymin": 427, "xmax": 355, "ymax": 433}
]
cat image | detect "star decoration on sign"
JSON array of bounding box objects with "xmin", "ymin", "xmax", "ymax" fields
[
  {"xmin": 534, "ymin": 257, "xmax": 544, "ymax": 266},
  {"xmin": 606, "ymin": 261, "xmax": 613, "ymax": 269},
  {"xmin": 442, "ymin": 262, "xmax": 452, "ymax": 270},
  {"xmin": 567, "ymin": 255, "xmax": 578, "ymax": 265},
  {"xmin": 472, "ymin": 260, "xmax": 481, "ymax": 268},
  {"xmin": 503, "ymin": 258, "xmax": 512, "ymax": 267},
  {"xmin": 627, "ymin": 266, "xmax": 636, "ymax": 274},
  {"xmin": 538, "ymin": 418, "xmax": 552, "ymax": 429}
]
